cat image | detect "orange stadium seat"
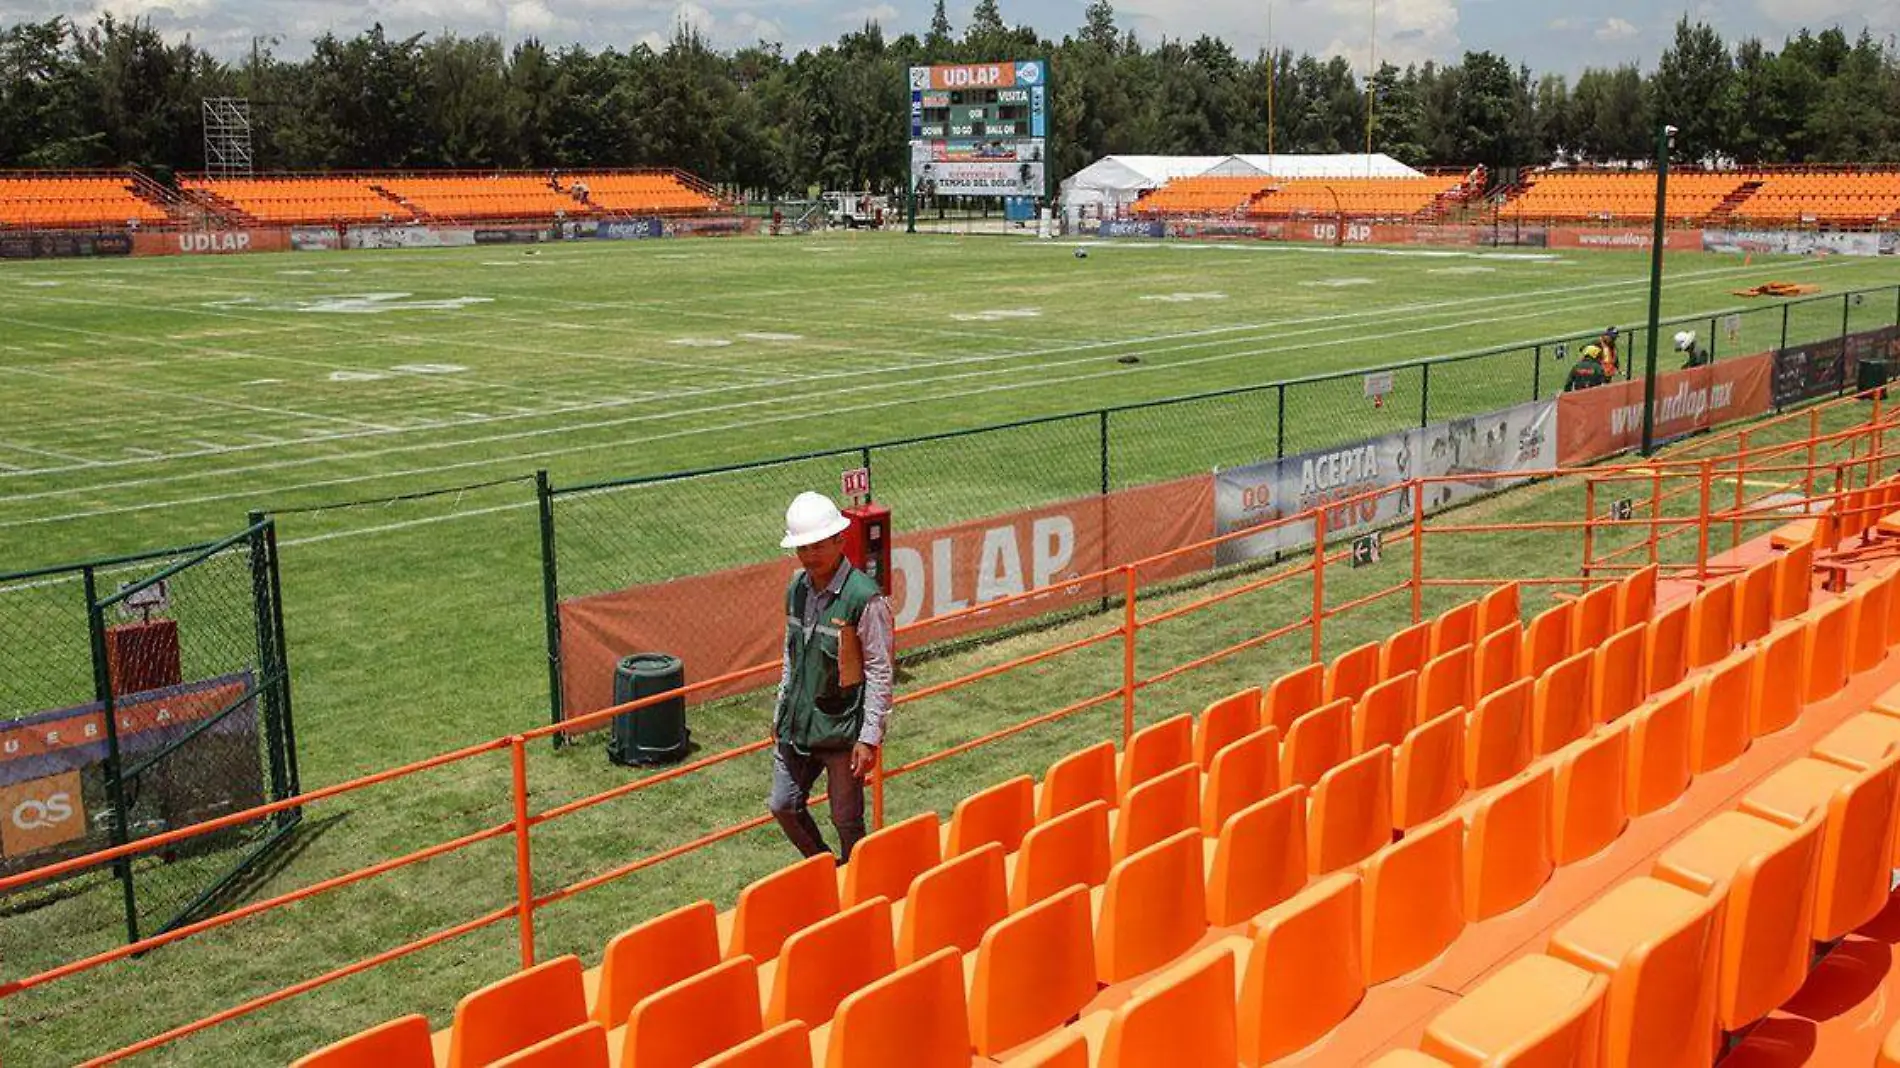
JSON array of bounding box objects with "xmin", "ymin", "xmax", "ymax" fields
[
  {"xmin": 898, "ymin": 843, "xmax": 1007, "ymax": 964},
  {"xmin": 291, "ymin": 1015, "xmax": 434, "ymax": 1068},
  {"xmin": 1196, "ymin": 687, "xmax": 1264, "ymax": 769},
  {"xmin": 1207, "ymin": 785, "xmax": 1309, "ymax": 928}
]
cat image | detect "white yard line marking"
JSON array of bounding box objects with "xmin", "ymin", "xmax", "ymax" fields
[{"xmin": 0, "ymin": 440, "xmax": 95, "ymax": 464}]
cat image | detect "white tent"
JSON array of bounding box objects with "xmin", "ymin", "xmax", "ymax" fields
[
  {"xmin": 1058, "ymin": 155, "xmax": 1225, "ymax": 219},
  {"xmin": 1202, "ymin": 153, "xmax": 1425, "ymax": 179}
]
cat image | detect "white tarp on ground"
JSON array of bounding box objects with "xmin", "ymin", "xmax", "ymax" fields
[{"xmin": 1201, "ymin": 153, "xmax": 1426, "ymax": 179}]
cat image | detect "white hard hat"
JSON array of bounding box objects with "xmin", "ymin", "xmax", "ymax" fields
[
  {"xmin": 1674, "ymin": 330, "xmax": 1696, "ymax": 350},
  {"xmin": 780, "ymin": 492, "xmax": 850, "ymax": 548}
]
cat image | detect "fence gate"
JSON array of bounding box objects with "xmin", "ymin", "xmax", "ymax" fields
[{"xmin": 0, "ymin": 519, "xmax": 299, "ymax": 944}]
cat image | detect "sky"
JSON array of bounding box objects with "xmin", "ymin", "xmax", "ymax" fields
[{"xmin": 1, "ymin": 0, "xmax": 1894, "ymax": 78}]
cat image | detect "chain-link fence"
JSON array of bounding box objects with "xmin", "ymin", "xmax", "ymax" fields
[
  {"xmin": 0, "ymin": 521, "xmax": 299, "ymax": 947},
  {"xmin": 540, "ymin": 284, "xmax": 1900, "ymax": 725}
]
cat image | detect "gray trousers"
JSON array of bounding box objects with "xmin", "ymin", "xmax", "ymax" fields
[{"xmin": 767, "ymin": 742, "xmax": 866, "ymax": 862}]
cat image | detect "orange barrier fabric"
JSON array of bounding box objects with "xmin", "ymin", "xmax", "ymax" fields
[
  {"xmin": 1557, "ymin": 352, "xmax": 1774, "ymax": 464},
  {"xmin": 556, "ymin": 476, "xmax": 1215, "ymax": 722}
]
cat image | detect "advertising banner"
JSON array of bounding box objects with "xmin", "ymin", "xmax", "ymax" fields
[
  {"xmin": 131, "ymin": 229, "xmax": 290, "ymax": 256},
  {"xmin": 345, "ymin": 226, "xmax": 477, "ymax": 250},
  {"xmin": 290, "ymin": 226, "xmax": 343, "ymax": 251},
  {"xmin": 556, "ymin": 476, "xmax": 1214, "ymax": 721},
  {"xmin": 1096, "ymin": 219, "xmax": 1165, "ymax": 238},
  {"xmin": 0, "ymin": 231, "xmax": 132, "ymax": 259},
  {"xmin": 1703, "ymin": 230, "xmax": 1891, "ymax": 258},
  {"xmin": 1213, "ymin": 400, "xmax": 1558, "ymax": 566},
  {"xmin": 598, "ymin": 218, "xmax": 665, "ymax": 240},
  {"xmin": 1557, "ymin": 351, "xmax": 1774, "ymax": 463},
  {"xmin": 1772, "ymin": 338, "xmax": 1846, "ymax": 409},
  {"xmin": 1546, "ymin": 228, "xmax": 1705, "ymax": 252},
  {"xmin": 913, "ymin": 154, "xmax": 1047, "ymax": 197},
  {"xmin": 662, "ymin": 216, "xmax": 757, "ymax": 237}
]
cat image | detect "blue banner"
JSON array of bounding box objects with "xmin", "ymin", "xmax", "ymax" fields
[{"xmin": 598, "ymin": 219, "xmax": 665, "ymax": 241}]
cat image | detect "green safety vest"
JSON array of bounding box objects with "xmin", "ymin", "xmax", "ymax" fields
[{"xmin": 777, "ymin": 563, "xmax": 882, "ymax": 752}]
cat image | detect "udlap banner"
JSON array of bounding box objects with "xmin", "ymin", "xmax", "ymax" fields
[{"xmin": 1557, "ymin": 352, "xmax": 1774, "ymax": 463}]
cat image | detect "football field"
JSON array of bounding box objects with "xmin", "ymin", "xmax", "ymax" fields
[{"xmin": 2, "ymin": 232, "xmax": 1895, "ymax": 1064}]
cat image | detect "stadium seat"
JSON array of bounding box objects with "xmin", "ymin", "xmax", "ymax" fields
[
  {"xmin": 1463, "ymin": 767, "xmax": 1554, "ymax": 921},
  {"xmin": 1038, "ymin": 742, "xmax": 1118, "ymax": 820},
  {"xmin": 1546, "ymin": 876, "xmax": 1722, "ymax": 1068},
  {"xmin": 1812, "ymin": 712, "xmax": 1900, "ymax": 772},
  {"xmin": 621, "ymin": 956, "xmax": 764, "ymax": 1068},
  {"xmin": 1011, "ymin": 800, "xmax": 1111, "ymax": 910},
  {"xmin": 1308, "ymin": 745, "xmax": 1393, "ymax": 876},
  {"xmin": 842, "ymin": 812, "xmax": 940, "ymax": 908},
  {"xmin": 445, "ymin": 954, "xmax": 588, "ymax": 1068},
  {"xmin": 1355, "ymin": 670, "xmax": 1417, "ymax": 754},
  {"xmin": 1851, "ymin": 573, "xmax": 1893, "ymax": 674},
  {"xmin": 590, "ymin": 899, "xmax": 722, "ymax": 1029},
  {"xmin": 1281, "ymin": 698, "xmax": 1352, "ymax": 787},
  {"xmin": 1264, "ymin": 662, "xmax": 1326, "ymax": 734},
  {"xmin": 1418, "ymin": 646, "xmax": 1474, "ymax": 726},
  {"xmin": 1523, "ymin": 602, "xmax": 1573, "ymax": 678},
  {"xmin": 1206, "ymin": 785, "xmax": 1308, "ymax": 928},
  {"xmin": 1234, "ymin": 872, "xmax": 1366, "ymax": 1065},
  {"xmin": 969, "ymin": 885, "xmax": 1099, "ymax": 1057},
  {"xmin": 1479, "ymin": 581, "xmax": 1523, "ymax": 635},
  {"xmin": 1618, "ymin": 565, "xmax": 1659, "ymax": 629},
  {"xmin": 1733, "ymin": 562, "xmax": 1777, "ymax": 646},
  {"xmin": 700, "ymin": 1022, "xmax": 810, "ymax": 1068},
  {"xmin": 1394, "ymin": 709, "xmax": 1466, "ymax": 830},
  {"xmin": 1419, "ymin": 953, "xmax": 1606, "ymax": 1068},
  {"xmin": 1432, "ymin": 601, "xmax": 1480, "ymax": 657},
  {"xmin": 1594, "ymin": 625, "xmax": 1646, "ymax": 724},
  {"xmin": 1549, "ymin": 724, "xmax": 1630, "ymax": 864},
  {"xmin": 1740, "ymin": 752, "xmax": 1900, "ymax": 941},
  {"xmin": 1326, "ymin": 642, "xmax": 1382, "ymax": 706},
  {"xmin": 1532, "ymin": 650, "xmax": 1594, "ymax": 756},
  {"xmin": 292, "ymin": 1014, "xmax": 433, "ymax": 1068},
  {"xmin": 1803, "ymin": 598, "xmax": 1852, "ymax": 703},
  {"xmin": 1361, "ymin": 815, "xmax": 1465, "ymax": 982},
  {"xmin": 995, "ymin": 1029, "xmax": 1088, "ymax": 1067},
  {"xmin": 1644, "ymin": 601, "xmax": 1692, "ymax": 695},
  {"xmin": 1096, "ymin": 946, "xmax": 1238, "ymax": 1068},
  {"xmin": 1474, "ymin": 625, "xmax": 1523, "ymax": 703},
  {"xmin": 1687, "ymin": 579, "xmax": 1736, "ymax": 671},
  {"xmin": 897, "ymin": 843, "xmax": 1007, "ymax": 964},
  {"xmin": 1653, "ymin": 810, "xmax": 1823, "ymax": 1031},
  {"xmin": 823, "ymin": 949, "xmax": 970, "ymax": 1068},
  {"xmin": 1119, "ymin": 714, "xmax": 1194, "ymax": 797},
  {"xmin": 726, "ymin": 853, "xmax": 840, "ymax": 961},
  {"xmin": 766, "ymin": 897, "xmax": 895, "ymax": 1029},
  {"xmin": 1113, "ymin": 763, "xmax": 1200, "ymax": 860},
  {"xmin": 1773, "ymin": 541, "xmax": 1815, "ymax": 621},
  {"xmin": 1381, "ymin": 621, "xmax": 1434, "ymax": 685},
  {"xmin": 1366, "ymin": 1053, "xmax": 1455, "ymax": 1068},
  {"xmin": 490, "ymin": 1023, "xmax": 608, "ymax": 1068},
  {"xmin": 1194, "ymin": 688, "xmax": 1263, "ymax": 769},
  {"xmin": 946, "ymin": 775, "xmax": 1035, "ymax": 856},
  {"xmin": 1626, "ymin": 685, "xmax": 1695, "ymax": 817},
  {"xmin": 1571, "ymin": 583, "xmax": 1620, "ymax": 653},
  {"xmin": 1096, "ymin": 829, "xmax": 1208, "ymax": 983},
  {"xmin": 1750, "ymin": 620, "xmax": 1807, "ymax": 737},
  {"xmin": 1201, "ymin": 726, "xmax": 1279, "ymax": 836},
  {"xmin": 1691, "ymin": 651, "xmax": 1755, "ymax": 772},
  {"xmin": 1467, "ymin": 678, "xmax": 1533, "ymax": 790}
]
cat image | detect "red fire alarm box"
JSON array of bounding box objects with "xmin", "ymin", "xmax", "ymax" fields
[{"xmin": 842, "ymin": 503, "xmax": 892, "ymax": 595}]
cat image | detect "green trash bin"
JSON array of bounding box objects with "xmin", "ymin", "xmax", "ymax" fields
[
  {"xmin": 1857, "ymin": 356, "xmax": 1891, "ymax": 399},
  {"xmin": 608, "ymin": 653, "xmax": 689, "ymax": 766}
]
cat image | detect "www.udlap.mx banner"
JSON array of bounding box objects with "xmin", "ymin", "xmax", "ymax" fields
[{"xmin": 1214, "ymin": 399, "xmax": 1559, "ymax": 566}]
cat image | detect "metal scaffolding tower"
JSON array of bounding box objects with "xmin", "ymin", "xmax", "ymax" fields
[{"xmin": 203, "ymin": 98, "xmax": 254, "ymax": 176}]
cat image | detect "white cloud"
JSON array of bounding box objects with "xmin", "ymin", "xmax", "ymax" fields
[
  {"xmin": 1594, "ymin": 16, "xmax": 1638, "ymax": 40},
  {"xmin": 837, "ymin": 3, "xmax": 898, "ymax": 26}
]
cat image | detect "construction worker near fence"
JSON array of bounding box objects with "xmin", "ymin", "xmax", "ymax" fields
[
  {"xmin": 1566, "ymin": 344, "xmax": 1612, "ymax": 392},
  {"xmin": 767, "ymin": 491, "xmax": 895, "ymax": 863},
  {"xmin": 1677, "ymin": 330, "xmax": 1711, "ymax": 368}
]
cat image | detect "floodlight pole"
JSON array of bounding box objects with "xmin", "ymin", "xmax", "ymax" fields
[{"xmin": 1639, "ymin": 123, "xmax": 1674, "ymax": 457}]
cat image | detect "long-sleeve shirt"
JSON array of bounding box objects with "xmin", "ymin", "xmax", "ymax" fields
[{"xmin": 778, "ymin": 562, "xmax": 896, "ymax": 747}]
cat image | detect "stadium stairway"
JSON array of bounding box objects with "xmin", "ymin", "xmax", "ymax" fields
[{"xmin": 293, "ymin": 485, "xmax": 1900, "ymax": 1068}]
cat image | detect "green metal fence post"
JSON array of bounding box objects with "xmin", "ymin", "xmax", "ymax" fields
[
  {"xmin": 1419, "ymin": 363, "xmax": 1432, "ymax": 428},
  {"xmin": 247, "ymin": 512, "xmax": 291, "ymax": 822},
  {"xmin": 1532, "ymin": 345, "xmax": 1542, "ymax": 400},
  {"xmin": 262, "ymin": 517, "xmax": 301, "ymax": 801},
  {"xmin": 1780, "ymin": 303, "xmax": 1790, "ymax": 352},
  {"xmin": 1841, "ymin": 293, "xmax": 1854, "ymax": 395},
  {"xmin": 1639, "ymin": 122, "xmax": 1670, "ymax": 457},
  {"xmin": 1275, "ymin": 385, "xmax": 1286, "ymax": 458},
  {"xmin": 860, "ymin": 446, "xmax": 874, "ymax": 502},
  {"xmin": 84, "ymin": 565, "xmax": 141, "ymax": 945},
  {"xmin": 536, "ymin": 471, "xmax": 566, "ymax": 747}
]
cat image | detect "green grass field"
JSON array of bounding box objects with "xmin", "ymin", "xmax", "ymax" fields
[{"xmin": 1, "ymin": 232, "xmax": 1896, "ymax": 1065}]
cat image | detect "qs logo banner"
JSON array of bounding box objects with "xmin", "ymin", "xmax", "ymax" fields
[{"xmin": 0, "ymin": 771, "xmax": 85, "ymax": 856}]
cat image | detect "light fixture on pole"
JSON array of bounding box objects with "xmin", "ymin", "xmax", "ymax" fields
[{"xmin": 1640, "ymin": 123, "xmax": 1677, "ymax": 457}]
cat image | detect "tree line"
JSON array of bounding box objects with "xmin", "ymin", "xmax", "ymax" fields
[{"xmin": 2, "ymin": 3, "xmax": 1897, "ymax": 194}]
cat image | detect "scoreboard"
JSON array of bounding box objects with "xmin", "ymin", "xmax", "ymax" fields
[{"xmin": 908, "ymin": 60, "xmax": 1047, "ymax": 199}]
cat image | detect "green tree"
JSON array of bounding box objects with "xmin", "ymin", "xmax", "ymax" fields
[{"xmin": 1651, "ymin": 18, "xmax": 1732, "ymax": 163}]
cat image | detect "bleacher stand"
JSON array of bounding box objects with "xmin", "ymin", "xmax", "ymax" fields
[{"xmin": 0, "ymin": 175, "xmax": 169, "ymax": 228}]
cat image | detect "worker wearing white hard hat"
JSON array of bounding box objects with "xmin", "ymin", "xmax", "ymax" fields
[
  {"xmin": 1676, "ymin": 330, "xmax": 1710, "ymax": 368},
  {"xmin": 768, "ymin": 491, "xmax": 895, "ymax": 862}
]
